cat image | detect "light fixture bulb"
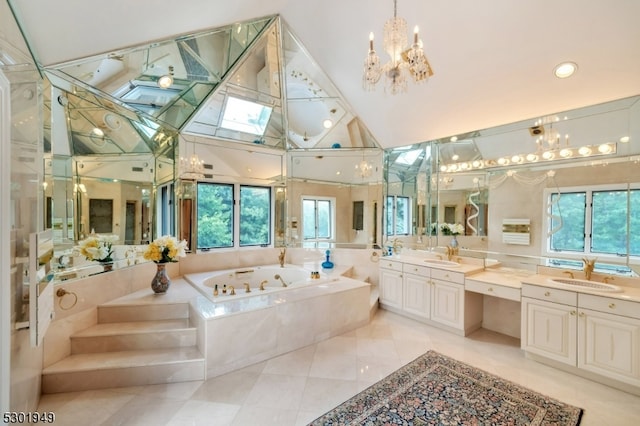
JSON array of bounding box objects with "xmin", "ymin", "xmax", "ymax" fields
[
  {"xmin": 323, "ymin": 119, "xmax": 333, "ymax": 129},
  {"xmin": 158, "ymin": 65, "xmax": 175, "ymax": 88},
  {"xmin": 578, "ymin": 146, "xmax": 592, "ymax": 156},
  {"xmin": 554, "ymin": 62, "xmax": 577, "ymax": 78},
  {"xmin": 598, "ymin": 144, "xmax": 612, "ymax": 154},
  {"xmin": 559, "ymin": 148, "xmax": 573, "ymax": 158}
]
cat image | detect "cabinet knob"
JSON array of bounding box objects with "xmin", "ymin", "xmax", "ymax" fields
[
  {"xmin": 609, "ymin": 303, "xmax": 616, "ymax": 309},
  {"xmin": 488, "ymin": 287, "xmax": 494, "ymax": 292},
  {"xmin": 579, "ymin": 312, "xmax": 585, "ymax": 317},
  {"xmin": 544, "ymin": 291, "xmax": 551, "ymax": 297},
  {"xmin": 570, "ymin": 310, "xmax": 576, "ymax": 316}
]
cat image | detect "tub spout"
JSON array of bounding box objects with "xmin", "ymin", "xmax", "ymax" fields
[
  {"xmin": 259, "ymin": 280, "xmax": 268, "ymax": 291},
  {"xmin": 244, "ymin": 282, "xmax": 251, "ymax": 293},
  {"xmin": 274, "ymin": 274, "xmax": 287, "ymax": 287},
  {"xmin": 278, "ymin": 248, "xmax": 286, "ymax": 268}
]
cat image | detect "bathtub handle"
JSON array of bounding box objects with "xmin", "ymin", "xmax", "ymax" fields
[{"xmin": 259, "ymin": 280, "xmax": 268, "ymax": 291}]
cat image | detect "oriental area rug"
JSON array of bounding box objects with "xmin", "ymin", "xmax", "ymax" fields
[{"xmin": 309, "ymin": 350, "xmax": 582, "ymax": 426}]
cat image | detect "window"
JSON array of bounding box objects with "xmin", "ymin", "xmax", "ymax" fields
[
  {"xmin": 196, "ymin": 183, "xmax": 272, "ymax": 250},
  {"xmin": 197, "ymin": 183, "xmax": 233, "ymax": 249},
  {"xmin": 545, "ymin": 184, "xmax": 640, "ymax": 259},
  {"xmin": 386, "ymin": 195, "xmax": 410, "ymax": 236},
  {"xmin": 220, "ymin": 96, "xmax": 273, "ymax": 136},
  {"xmin": 302, "ymin": 196, "xmax": 335, "ymax": 247},
  {"xmin": 157, "ymin": 182, "xmax": 175, "ymax": 237},
  {"xmin": 239, "ymin": 185, "xmax": 271, "ymax": 246}
]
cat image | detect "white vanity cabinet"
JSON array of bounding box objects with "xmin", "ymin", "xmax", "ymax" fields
[
  {"xmin": 522, "ymin": 283, "xmax": 640, "ymax": 391},
  {"xmin": 578, "ymin": 294, "xmax": 640, "ymax": 387},
  {"xmin": 379, "ymin": 259, "xmax": 403, "ymax": 309},
  {"xmin": 430, "ymin": 268, "xmax": 466, "ymax": 330},
  {"xmin": 521, "ymin": 285, "xmax": 578, "ymax": 365},
  {"xmin": 378, "ymin": 257, "xmax": 482, "ymax": 335},
  {"xmin": 402, "ymin": 263, "xmax": 431, "ymax": 319}
]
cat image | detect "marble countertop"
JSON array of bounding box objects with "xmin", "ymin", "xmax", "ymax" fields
[
  {"xmin": 464, "ymin": 267, "xmax": 536, "ymax": 289},
  {"xmin": 383, "ymin": 254, "xmax": 485, "ymax": 276},
  {"xmin": 383, "ymin": 254, "xmax": 640, "ymax": 302},
  {"xmin": 520, "ymin": 273, "xmax": 640, "ymax": 302}
]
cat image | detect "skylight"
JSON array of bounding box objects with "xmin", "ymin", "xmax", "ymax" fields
[
  {"xmin": 220, "ymin": 96, "xmax": 273, "ymax": 136},
  {"xmin": 395, "ymin": 149, "xmax": 422, "ymax": 165}
]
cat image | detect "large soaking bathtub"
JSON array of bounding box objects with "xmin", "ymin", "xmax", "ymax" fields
[
  {"xmin": 186, "ymin": 264, "xmax": 333, "ymax": 303},
  {"xmin": 184, "ymin": 264, "xmax": 371, "ymax": 377}
]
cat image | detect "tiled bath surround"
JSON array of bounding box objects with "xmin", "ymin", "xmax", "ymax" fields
[{"xmin": 43, "ymin": 247, "xmax": 378, "ymax": 386}]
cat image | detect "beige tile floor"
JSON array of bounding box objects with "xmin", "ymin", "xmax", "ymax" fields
[{"xmin": 37, "ymin": 309, "xmax": 640, "ymax": 425}]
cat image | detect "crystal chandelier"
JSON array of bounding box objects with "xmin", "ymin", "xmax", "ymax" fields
[
  {"xmin": 180, "ymin": 140, "xmax": 205, "ymax": 180},
  {"xmin": 355, "ymin": 157, "xmax": 373, "ymax": 178},
  {"xmin": 363, "ymin": 0, "xmax": 433, "ymax": 94}
]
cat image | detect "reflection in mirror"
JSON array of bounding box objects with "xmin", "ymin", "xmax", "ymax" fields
[
  {"xmin": 384, "ymin": 142, "xmax": 437, "ymax": 249},
  {"xmin": 431, "ymin": 95, "xmax": 640, "ymax": 271},
  {"xmin": 287, "ymin": 149, "xmax": 383, "ymax": 248}
]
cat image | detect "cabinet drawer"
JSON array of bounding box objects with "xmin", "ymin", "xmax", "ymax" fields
[
  {"xmin": 522, "ymin": 284, "xmax": 577, "ymax": 306},
  {"xmin": 579, "ymin": 294, "xmax": 640, "ymax": 320},
  {"xmin": 431, "ymin": 268, "xmax": 464, "ymax": 284},
  {"xmin": 403, "ymin": 263, "xmax": 431, "ymax": 277},
  {"xmin": 465, "ymin": 280, "xmax": 521, "ymax": 301},
  {"xmin": 380, "ymin": 260, "xmax": 403, "ymax": 272}
]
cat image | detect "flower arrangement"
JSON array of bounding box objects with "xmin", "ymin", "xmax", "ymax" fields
[
  {"xmin": 143, "ymin": 235, "xmax": 188, "ymax": 264},
  {"xmin": 78, "ymin": 234, "xmax": 118, "ymax": 263},
  {"xmin": 439, "ymin": 223, "xmax": 465, "ymax": 236}
]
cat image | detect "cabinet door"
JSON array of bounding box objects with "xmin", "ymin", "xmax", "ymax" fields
[
  {"xmin": 521, "ymin": 297, "xmax": 577, "ymax": 366},
  {"xmin": 578, "ymin": 308, "xmax": 640, "ymax": 386},
  {"xmin": 403, "ymin": 273, "xmax": 430, "ymax": 319},
  {"xmin": 380, "ymin": 268, "xmax": 403, "ymax": 309},
  {"xmin": 431, "ymin": 280, "xmax": 463, "ymax": 329}
]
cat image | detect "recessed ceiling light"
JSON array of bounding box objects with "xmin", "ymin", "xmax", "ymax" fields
[
  {"xmin": 554, "ymin": 62, "xmax": 577, "ymax": 79},
  {"xmin": 323, "ymin": 119, "xmax": 333, "ymax": 129}
]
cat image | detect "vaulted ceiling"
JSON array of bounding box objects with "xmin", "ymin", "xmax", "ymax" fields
[{"xmin": 5, "ymin": 0, "xmax": 640, "ymax": 150}]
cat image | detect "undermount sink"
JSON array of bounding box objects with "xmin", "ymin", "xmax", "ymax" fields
[
  {"xmin": 548, "ymin": 278, "xmax": 623, "ymax": 293},
  {"xmin": 424, "ymin": 259, "xmax": 460, "ymax": 268}
]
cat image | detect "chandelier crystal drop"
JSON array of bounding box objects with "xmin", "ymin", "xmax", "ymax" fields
[
  {"xmin": 363, "ymin": 0, "xmax": 433, "ymax": 94},
  {"xmin": 180, "ymin": 142, "xmax": 205, "ymax": 180}
]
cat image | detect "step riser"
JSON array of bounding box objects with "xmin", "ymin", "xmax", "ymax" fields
[
  {"xmin": 98, "ymin": 303, "xmax": 189, "ymax": 323},
  {"xmin": 42, "ymin": 361, "xmax": 205, "ymax": 394},
  {"xmin": 71, "ymin": 329, "xmax": 197, "ymax": 353}
]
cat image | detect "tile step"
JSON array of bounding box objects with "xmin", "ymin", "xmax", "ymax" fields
[
  {"xmin": 42, "ymin": 347, "xmax": 205, "ymax": 393},
  {"xmin": 97, "ymin": 301, "xmax": 190, "ymax": 323},
  {"xmin": 70, "ymin": 319, "xmax": 197, "ymax": 353}
]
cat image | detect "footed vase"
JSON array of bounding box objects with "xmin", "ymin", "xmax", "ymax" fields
[{"xmin": 151, "ymin": 263, "xmax": 171, "ymax": 294}]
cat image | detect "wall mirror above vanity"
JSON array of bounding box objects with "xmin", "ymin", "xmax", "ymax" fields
[{"xmin": 386, "ymin": 95, "xmax": 640, "ymax": 277}]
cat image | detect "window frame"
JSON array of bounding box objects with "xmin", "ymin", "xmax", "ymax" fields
[
  {"xmin": 195, "ymin": 181, "xmax": 274, "ymax": 251},
  {"xmin": 542, "ymin": 183, "xmax": 640, "ymax": 264},
  {"xmin": 386, "ymin": 195, "xmax": 411, "ymax": 236},
  {"xmin": 301, "ymin": 195, "xmax": 336, "ymax": 247}
]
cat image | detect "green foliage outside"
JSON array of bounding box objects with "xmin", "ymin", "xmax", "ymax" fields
[
  {"xmin": 197, "ymin": 183, "xmax": 233, "ymax": 248},
  {"xmin": 550, "ymin": 189, "xmax": 640, "ymax": 256},
  {"xmin": 239, "ymin": 186, "xmax": 270, "ymax": 246}
]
